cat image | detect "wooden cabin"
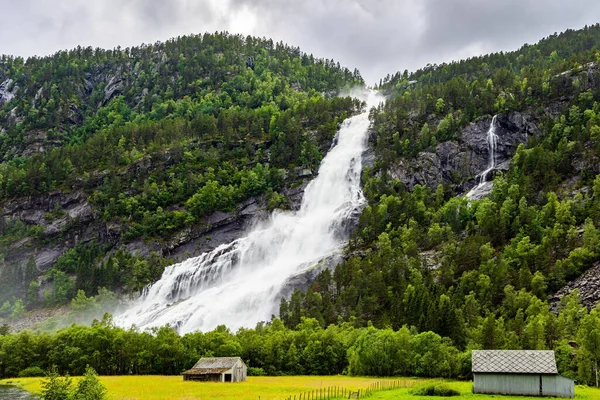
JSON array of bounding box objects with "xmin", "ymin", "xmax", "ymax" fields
[
  {"xmin": 182, "ymin": 357, "xmax": 247, "ymax": 382},
  {"xmin": 472, "ymin": 350, "xmax": 574, "ymax": 398}
]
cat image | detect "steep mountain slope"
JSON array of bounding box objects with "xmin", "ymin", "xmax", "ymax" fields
[
  {"xmin": 280, "ymin": 25, "xmax": 600, "ymax": 382},
  {"xmin": 0, "ymin": 32, "xmax": 363, "ymax": 309}
]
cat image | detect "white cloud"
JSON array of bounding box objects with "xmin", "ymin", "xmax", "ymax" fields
[{"xmin": 1, "ymin": 0, "xmax": 599, "ymax": 84}]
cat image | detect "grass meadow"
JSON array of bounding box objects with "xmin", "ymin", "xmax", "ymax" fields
[{"xmin": 2, "ymin": 375, "xmax": 600, "ymax": 400}]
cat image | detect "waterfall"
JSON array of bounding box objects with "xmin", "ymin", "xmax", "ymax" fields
[
  {"xmin": 115, "ymin": 89, "xmax": 383, "ymax": 334},
  {"xmin": 466, "ymin": 115, "xmax": 499, "ymax": 199}
]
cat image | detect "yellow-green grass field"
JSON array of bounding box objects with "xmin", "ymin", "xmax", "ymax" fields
[{"xmin": 2, "ymin": 376, "xmax": 600, "ymax": 400}]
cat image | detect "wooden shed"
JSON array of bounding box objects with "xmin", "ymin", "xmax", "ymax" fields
[
  {"xmin": 182, "ymin": 357, "xmax": 247, "ymax": 382},
  {"xmin": 472, "ymin": 350, "xmax": 574, "ymax": 398}
]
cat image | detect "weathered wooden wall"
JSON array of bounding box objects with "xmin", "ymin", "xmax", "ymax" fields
[
  {"xmin": 474, "ymin": 374, "xmax": 540, "ymax": 396},
  {"xmin": 231, "ymin": 359, "xmax": 247, "ymax": 382},
  {"xmin": 474, "ymin": 374, "xmax": 574, "ymax": 398},
  {"xmin": 542, "ymin": 375, "xmax": 575, "ymax": 398}
]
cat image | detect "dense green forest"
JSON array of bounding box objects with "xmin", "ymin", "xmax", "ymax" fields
[
  {"xmin": 0, "ymin": 290, "xmax": 599, "ymax": 384},
  {"xmin": 0, "ymin": 32, "xmax": 363, "ymax": 306},
  {"xmin": 2, "ymin": 23, "xmax": 600, "ymax": 386},
  {"xmin": 278, "ymin": 24, "xmax": 600, "ymax": 384}
]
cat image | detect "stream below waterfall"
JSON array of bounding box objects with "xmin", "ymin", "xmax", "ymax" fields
[{"xmin": 0, "ymin": 386, "xmax": 38, "ymax": 400}]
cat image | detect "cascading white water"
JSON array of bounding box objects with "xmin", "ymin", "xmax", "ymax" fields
[
  {"xmin": 466, "ymin": 115, "xmax": 499, "ymax": 199},
  {"xmin": 115, "ymin": 90, "xmax": 383, "ymax": 334}
]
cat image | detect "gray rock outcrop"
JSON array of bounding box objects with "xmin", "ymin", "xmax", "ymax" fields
[
  {"xmin": 549, "ymin": 262, "xmax": 600, "ymax": 312},
  {"xmin": 1, "ymin": 174, "xmax": 312, "ymax": 279},
  {"xmin": 0, "ymin": 79, "xmax": 17, "ymax": 103},
  {"xmin": 389, "ymin": 111, "xmax": 538, "ymax": 193}
]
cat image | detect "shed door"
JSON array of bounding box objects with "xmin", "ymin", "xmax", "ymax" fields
[{"xmin": 224, "ymin": 373, "xmax": 232, "ymax": 382}]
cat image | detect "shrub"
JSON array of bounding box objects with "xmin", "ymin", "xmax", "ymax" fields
[
  {"xmin": 18, "ymin": 366, "xmax": 46, "ymax": 377},
  {"xmin": 41, "ymin": 366, "xmax": 72, "ymax": 400},
  {"xmin": 412, "ymin": 383, "xmax": 460, "ymax": 397},
  {"xmin": 247, "ymin": 367, "xmax": 266, "ymax": 376},
  {"xmin": 72, "ymin": 366, "xmax": 106, "ymax": 400},
  {"xmin": 41, "ymin": 365, "xmax": 106, "ymax": 400}
]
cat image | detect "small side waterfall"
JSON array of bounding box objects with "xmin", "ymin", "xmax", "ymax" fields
[
  {"xmin": 115, "ymin": 90, "xmax": 384, "ymax": 334},
  {"xmin": 467, "ymin": 115, "xmax": 499, "ymax": 200}
]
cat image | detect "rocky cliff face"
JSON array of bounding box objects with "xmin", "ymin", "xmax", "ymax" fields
[
  {"xmin": 549, "ymin": 262, "xmax": 600, "ymax": 311},
  {"xmin": 123, "ymin": 180, "xmax": 309, "ymax": 263},
  {"xmin": 1, "ymin": 176, "xmax": 310, "ymax": 280},
  {"xmin": 386, "ymin": 63, "xmax": 600, "ymax": 197},
  {"xmin": 0, "ymin": 79, "xmax": 18, "ymax": 104},
  {"xmin": 3, "ymin": 191, "xmax": 99, "ymax": 271},
  {"xmin": 388, "ymin": 111, "xmax": 538, "ymax": 194}
]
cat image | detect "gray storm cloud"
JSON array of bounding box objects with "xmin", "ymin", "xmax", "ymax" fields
[{"xmin": 1, "ymin": 0, "xmax": 599, "ymax": 83}]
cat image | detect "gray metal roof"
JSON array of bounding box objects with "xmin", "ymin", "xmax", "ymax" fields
[
  {"xmin": 472, "ymin": 350, "xmax": 558, "ymax": 374},
  {"xmin": 191, "ymin": 357, "xmax": 243, "ymax": 370}
]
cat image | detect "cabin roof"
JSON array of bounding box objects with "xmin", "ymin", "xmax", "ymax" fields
[
  {"xmin": 472, "ymin": 350, "xmax": 558, "ymax": 374},
  {"xmin": 192, "ymin": 357, "xmax": 243, "ymax": 369}
]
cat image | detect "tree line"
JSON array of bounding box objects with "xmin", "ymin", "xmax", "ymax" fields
[{"xmin": 0, "ymin": 291, "xmax": 599, "ymax": 385}]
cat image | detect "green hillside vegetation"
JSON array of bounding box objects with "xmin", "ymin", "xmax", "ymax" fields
[
  {"xmin": 279, "ymin": 24, "xmax": 600, "ymax": 384},
  {"xmin": 0, "ymin": 32, "xmax": 363, "ymax": 305}
]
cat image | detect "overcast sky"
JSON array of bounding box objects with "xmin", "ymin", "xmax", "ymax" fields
[{"xmin": 1, "ymin": 0, "xmax": 599, "ymax": 84}]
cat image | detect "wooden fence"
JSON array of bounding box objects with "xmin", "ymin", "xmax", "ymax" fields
[{"xmin": 282, "ymin": 379, "xmax": 415, "ymax": 400}]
